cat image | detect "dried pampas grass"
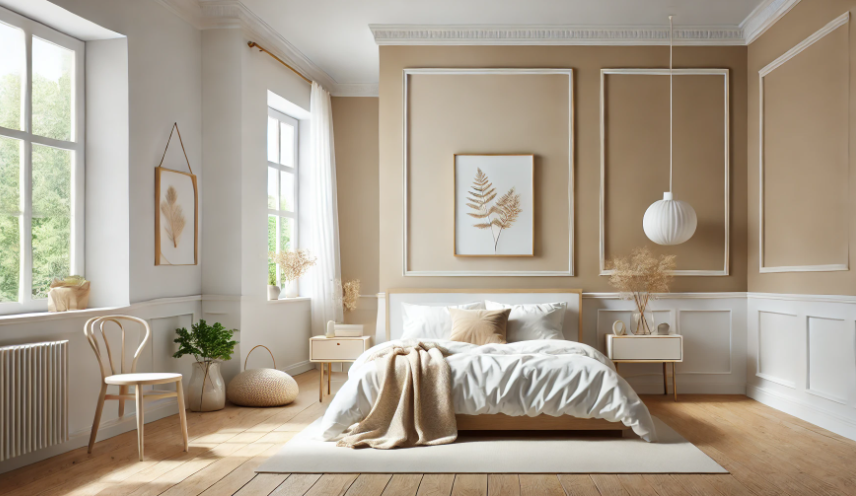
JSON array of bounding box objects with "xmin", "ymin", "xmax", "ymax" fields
[
  {"xmin": 608, "ymin": 247, "xmax": 676, "ymax": 334},
  {"xmin": 270, "ymin": 249, "xmax": 316, "ymax": 283},
  {"xmin": 332, "ymin": 279, "xmax": 361, "ymax": 312}
]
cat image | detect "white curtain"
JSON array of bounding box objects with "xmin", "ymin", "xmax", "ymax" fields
[{"xmin": 307, "ymin": 82, "xmax": 343, "ymax": 335}]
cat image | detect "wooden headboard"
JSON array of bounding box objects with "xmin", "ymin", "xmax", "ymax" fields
[{"xmin": 384, "ymin": 288, "xmax": 583, "ymax": 343}]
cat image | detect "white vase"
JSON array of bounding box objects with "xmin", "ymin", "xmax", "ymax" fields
[
  {"xmin": 284, "ymin": 279, "xmax": 299, "ymax": 298},
  {"xmin": 267, "ymin": 285, "xmax": 280, "ymax": 301},
  {"xmin": 186, "ymin": 361, "xmax": 226, "ymax": 412}
]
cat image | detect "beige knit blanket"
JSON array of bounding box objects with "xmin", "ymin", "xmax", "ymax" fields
[{"xmin": 337, "ymin": 342, "xmax": 457, "ymax": 449}]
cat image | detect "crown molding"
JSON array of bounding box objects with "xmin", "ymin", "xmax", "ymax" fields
[
  {"xmin": 741, "ymin": 0, "xmax": 801, "ymax": 44},
  {"xmin": 370, "ymin": 24, "xmax": 745, "ymax": 46},
  {"xmin": 153, "ymin": 0, "xmax": 203, "ymax": 27}
]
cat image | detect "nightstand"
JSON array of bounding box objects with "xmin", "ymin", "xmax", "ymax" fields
[
  {"xmin": 310, "ymin": 335, "xmax": 372, "ymax": 402},
  {"xmin": 606, "ymin": 334, "xmax": 683, "ymax": 401}
]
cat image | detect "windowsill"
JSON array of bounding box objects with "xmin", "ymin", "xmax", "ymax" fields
[
  {"xmin": 267, "ymin": 296, "xmax": 311, "ymax": 304},
  {"xmin": 0, "ymin": 305, "xmax": 125, "ymax": 326}
]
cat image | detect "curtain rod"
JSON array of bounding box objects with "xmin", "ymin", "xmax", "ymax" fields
[{"xmin": 247, "ymin": 41, "xmax": 312, "ymax": 85}]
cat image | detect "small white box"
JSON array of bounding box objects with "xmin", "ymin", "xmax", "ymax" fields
[{"xmin": 334, "ymin": 324, "xmax": 364, "ymax": 337}]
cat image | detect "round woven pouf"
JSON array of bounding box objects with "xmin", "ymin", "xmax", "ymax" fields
[{"xmin": 227, "ymin": 345, "xmax": 299, "ymax": 407}]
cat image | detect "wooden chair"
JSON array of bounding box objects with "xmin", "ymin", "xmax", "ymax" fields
[{"xmin": 84, "ymin": 315, "xmax": 189, "ymax": 461}]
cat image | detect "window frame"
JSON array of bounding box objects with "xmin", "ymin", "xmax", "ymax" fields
[
  {"xmin": 267, "ymin": 107, "xmax": 299, "ymax": 288},
  {"xmin": 0, "ymin": 6, "xmax": 85, "ymax": 314}
]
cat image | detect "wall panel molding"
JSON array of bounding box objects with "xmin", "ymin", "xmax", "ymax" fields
[
  {"xmin": 599, "ymin": 68, "xmax": 730, "ymax": 276},
  {"xmin": 402, "ymin": 68, "xmax": 574, "ymax": 277},
  {"xmin": 678, "ymin": 310, "xmax": 733, "ymax": 375},
  {"xmin": 756, "ymin": 310, "xmax": 799, "ymax": 388},
  {"xmin": 806, "ymin": 316, "xmax": 852, "ymax": 404},
  {"xmin": 758, "ymin": 12, "xmax": 850, "ymax": 273}
]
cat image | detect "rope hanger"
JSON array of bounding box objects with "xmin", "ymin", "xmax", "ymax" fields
[{"xmin": 158, "ymin": 122, "xmax": 194, "ymax": 175}]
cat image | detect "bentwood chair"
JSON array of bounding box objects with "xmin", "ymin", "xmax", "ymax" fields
[{"xmin": 84, "ymin": 315, "xmax": 188, "ymax": 461}]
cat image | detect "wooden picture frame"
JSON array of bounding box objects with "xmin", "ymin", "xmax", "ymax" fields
[
  {"xmin": 154, "ymin": 124, "xmax": 198, "ymax": 266},
  {"xmin": 453, "ymin": 153, "xmax": 535, "ymax": 257}
]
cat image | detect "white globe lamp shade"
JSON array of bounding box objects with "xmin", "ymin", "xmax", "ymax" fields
[{"xmin": 643, "ymin": 192, "xmax": 698, "ymax": 245}]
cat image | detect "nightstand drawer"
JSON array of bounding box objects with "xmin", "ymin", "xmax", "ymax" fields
[
  {"xmin": 607, "ymin": 335, "xmax": 682, "ymax": 361},
  {"xmin": 311, "ymin": 338, "xmax": 366, "ymax": 360}
]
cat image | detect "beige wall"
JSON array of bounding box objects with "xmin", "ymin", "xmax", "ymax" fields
[
  {"xmin": 379, "ymin": 45, "xmax": 747, "ymax": 293},
  {"xmin": 333, "ymin": 97, "xmax": 380, "ymax": 331},
  {"xmin": 747, "ymin": 0, "xmax": 856, "ymax": 295}
]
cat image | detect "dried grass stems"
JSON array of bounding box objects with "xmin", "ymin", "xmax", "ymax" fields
[
  {"xmin": 333, "ymin": 279, "xmax": 361, "ymax": 312},
  {"xmin": 270, "ymin": 249, "xmax": 316, "ymax": 283},
  {"xmin": 608, "ymin": 247, "xmax": 676, "ymax": 334}
]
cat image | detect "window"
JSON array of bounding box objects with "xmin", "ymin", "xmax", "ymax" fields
[
  {"xmin": 267, "ymin": 108, "xmax": 298, "ymax": 287},
  {"xmin": 0, "ymin": 7, "xmax": 84, "ymax": 314}
]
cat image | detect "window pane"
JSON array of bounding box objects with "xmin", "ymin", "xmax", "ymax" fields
[
  {"xmin": 0, "ymin": 136, "xmax": 20, "ymax": 214},
  {"xmin": 0, "ymin": 22, "xmax": 24, "ymax": 131},
  {"xmin": 267, "ymin": 167, "xmax": 278, "ymax": 210},
  {"xmin": 267, "ymin": 117, "xmax": 278, "ymax": 163},
  {"xmin": 0, "ymin": 215, "xmax": 19, "ymax": 302},
  {"xmin": 32, "ymin": 144, "xmax": 71, "ymax": 299},
  {"xmin": 279, "ymin": 121, "xmax": 294, "ymax": 167},
  {"xmin": 279, "ymin": 171, "xmax": 294, "ymax": 211},
  {"xmin": 32, "ymin": 37, "xmax": 73, "ymax": 141},
  {"xmin": 279, "ymin": 216, "xmax": 294, "ymax": 252},
  {"xmin": 268, "ymin": 215, "xmax": 277, "ymax": 285},
  {"xmin": 0, "ymin": 136, "xmax": 21, "ymax": 302}
]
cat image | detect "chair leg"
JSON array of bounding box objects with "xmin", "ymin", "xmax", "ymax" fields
[
  {"xmin": 118, "ymin": 385, "xmax": 128, "ymax": 417},
  {"xmin": 176, "ymin": 379, "xmax": 189, "ymax": 452},
  {"xmin": 88, "ymin": 383, "xmax": 108, "ymax": 454},
  {"xmin": 135, "ymin": 384, "xmax": 144, "ymax": 461}
]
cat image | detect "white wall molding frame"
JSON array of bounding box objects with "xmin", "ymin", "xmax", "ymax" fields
[
  {"xmin": 741, "ymin": 0, "xmax": 802, "ymax": 45},
  {"xmin": 371, "ymin": 24, "xmax": 745, "ymax": 46},
  {"xmin": 599, "ymin": 68, "xmax": 730, "ymax": 277},
  {"xmin": 402, "ymin": 68, "xmax": 575, "ymax": 277},
  {"xmin": 758, "ymin": 12, "xmax": 850, "ymax": 274}
]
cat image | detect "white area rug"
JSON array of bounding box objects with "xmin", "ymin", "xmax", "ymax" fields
[{"xmin": 257, "ymin": 417, "xmax": 726, "ymax": 474}]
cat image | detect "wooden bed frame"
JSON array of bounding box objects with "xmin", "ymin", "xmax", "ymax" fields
[{"xmin": 386, "ymin": 288, "xmax": 629, "ymax": 434}]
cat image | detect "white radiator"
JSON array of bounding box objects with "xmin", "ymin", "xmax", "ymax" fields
[{"xmin": 0, "ymin": 341, "xmax": 68, "ymax": 461}]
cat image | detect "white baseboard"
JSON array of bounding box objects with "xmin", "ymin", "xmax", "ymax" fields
[
  {"xmin": 285, "ymin": 360, "xmax": 314, "ymax": 376},
  {"xmin": 747, "ymin": 384, "xmax": 856, "ymax": 442},
  {"xmin": 0, "ymin": 399, "xmax": 179, "ymax": 475}
]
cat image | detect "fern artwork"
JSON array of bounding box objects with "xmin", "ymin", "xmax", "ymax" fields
[
  {"xmin": 455, "ymin": 155, "xmax": 534, "ymax": 256},
  {"xmin": 155, "ymin": 124, "xmax": 198, "ymax": 266}
]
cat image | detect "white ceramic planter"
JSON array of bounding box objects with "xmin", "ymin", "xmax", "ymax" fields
[
  {"xmin": 284, "ymin": 280, "xmax": 299, "ymax": 298},
  {"xmin": 186, "ymin": 361, "xmax": 226, "ymax": 412},
  {"xmin": 267, "ymin": 285, "xmax": 281, "ymax": 301}
]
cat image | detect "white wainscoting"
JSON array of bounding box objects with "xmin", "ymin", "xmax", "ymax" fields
[{"xmin": 747, "ymin": 294, "xmax": 856, "ymax": 441}]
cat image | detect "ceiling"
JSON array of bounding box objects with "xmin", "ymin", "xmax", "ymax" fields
[{"xmin": 158, "ymin": 0, "xmax": 794, "ymax": 95}]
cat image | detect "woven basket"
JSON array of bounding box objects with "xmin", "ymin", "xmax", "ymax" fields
[{"xmin": 227, "ymin": 345, "xmax": 299, "ymax": 407}]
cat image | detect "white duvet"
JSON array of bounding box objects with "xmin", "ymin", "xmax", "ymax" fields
[{"xmin": 317, "ymin": 339, "xmax": 658, "ymax": 442}]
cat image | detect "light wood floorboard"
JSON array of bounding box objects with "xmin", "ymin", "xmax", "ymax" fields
[{"xmin": 2, "ymin": 371, "xmax": 856, "ymax": 496}]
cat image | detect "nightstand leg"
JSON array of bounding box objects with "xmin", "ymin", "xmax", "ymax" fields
[
  {"xmin": 663, "ymin": 362, "xmax": 668, "ymax": 395},
  {"xmin": 327, "ymin": 363, "xmax": 331, "ymax": 394},
  {"xmin": 672, "ymin": 362, "xmax": 678, "ymax": 401},
  {"xmin": 319, "ymin": 363, "xmax": 323, "ymax": 402}
]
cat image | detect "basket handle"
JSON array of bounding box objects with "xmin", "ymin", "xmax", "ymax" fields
[{"xmin": 244, "ymin": 345, "xmax": 276, "ymax": 371}]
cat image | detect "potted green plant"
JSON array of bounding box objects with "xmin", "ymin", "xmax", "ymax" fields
[
  {"xmin": 173, "ymin": 320, "xmax": 237, "ymax": 412},
  {"xmin": 267, "ymin": 269, "xmax": 280, "ymax": 301}
]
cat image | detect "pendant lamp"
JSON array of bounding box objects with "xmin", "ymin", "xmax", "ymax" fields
[{"xmin": 643, "ymin": 16, "xmax": 697, "ymax": 246}]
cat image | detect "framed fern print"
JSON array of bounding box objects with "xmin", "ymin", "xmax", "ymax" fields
[{"xmin": 454, "ymin": 154, "xmax": 534, "ymax": 257}]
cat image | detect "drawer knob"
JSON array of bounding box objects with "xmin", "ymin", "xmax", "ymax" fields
[{"xmin": 337, "ymin": 343, "xmax": 340, "ymax": 346}]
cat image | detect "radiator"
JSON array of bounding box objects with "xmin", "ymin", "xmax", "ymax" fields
[{"xmin": 0, "ymin": 341, "xmax": 68, "ymax": 462}]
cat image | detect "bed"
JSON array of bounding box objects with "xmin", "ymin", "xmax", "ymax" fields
[{"xmin": 318, "ymin": 288, "xmax": 657, "ymax": 442}]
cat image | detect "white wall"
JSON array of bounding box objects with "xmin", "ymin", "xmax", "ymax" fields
[
  {"xmin": 747, "ymin": 294, "xmax": 856, "ymax": 441},
  {"xmin": 51, "ymin": 0, "xmax": 203, "ymax": 303}
]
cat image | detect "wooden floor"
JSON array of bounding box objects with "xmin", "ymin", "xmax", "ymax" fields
[{"xmin": 3, "ymin": 369, "xmax": 856, "ymax": 496}]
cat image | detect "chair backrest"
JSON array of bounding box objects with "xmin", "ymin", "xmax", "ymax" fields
[{"xmin": 84, "ymin": 315, "xmax": 151, "ymax": 380}]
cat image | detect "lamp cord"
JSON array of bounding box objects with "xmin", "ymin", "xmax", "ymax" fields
[{"xmin": 669, "ymin": 15, "xmax": 674, "ymax": 195}]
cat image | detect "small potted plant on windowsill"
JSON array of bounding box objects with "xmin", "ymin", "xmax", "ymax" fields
[
  {"xmin": 173, "ymin": 320, "xmax": 237, "ymax": 412},
  {"xmin": 267, "ymin": 270, "xmax": 280, "ymax": 301}
]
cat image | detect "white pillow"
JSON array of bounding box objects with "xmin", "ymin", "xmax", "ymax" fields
[
  {"xmin": 484, "ymin": 301, "xmax": 567, "ymax": 342},
  {"xmin": 400, "ymin": 301, "xmax": 485, "ymax": 340}
]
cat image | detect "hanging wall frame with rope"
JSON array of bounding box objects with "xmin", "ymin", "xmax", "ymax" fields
[{"xmin": 155, "ymin": 123, "xmax": 199, "ymax": 266}]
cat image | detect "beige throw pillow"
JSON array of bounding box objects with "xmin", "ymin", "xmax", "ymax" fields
[{"xmin": 448, "ymin": 308, "xmax": 511, "ymax": 345}]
